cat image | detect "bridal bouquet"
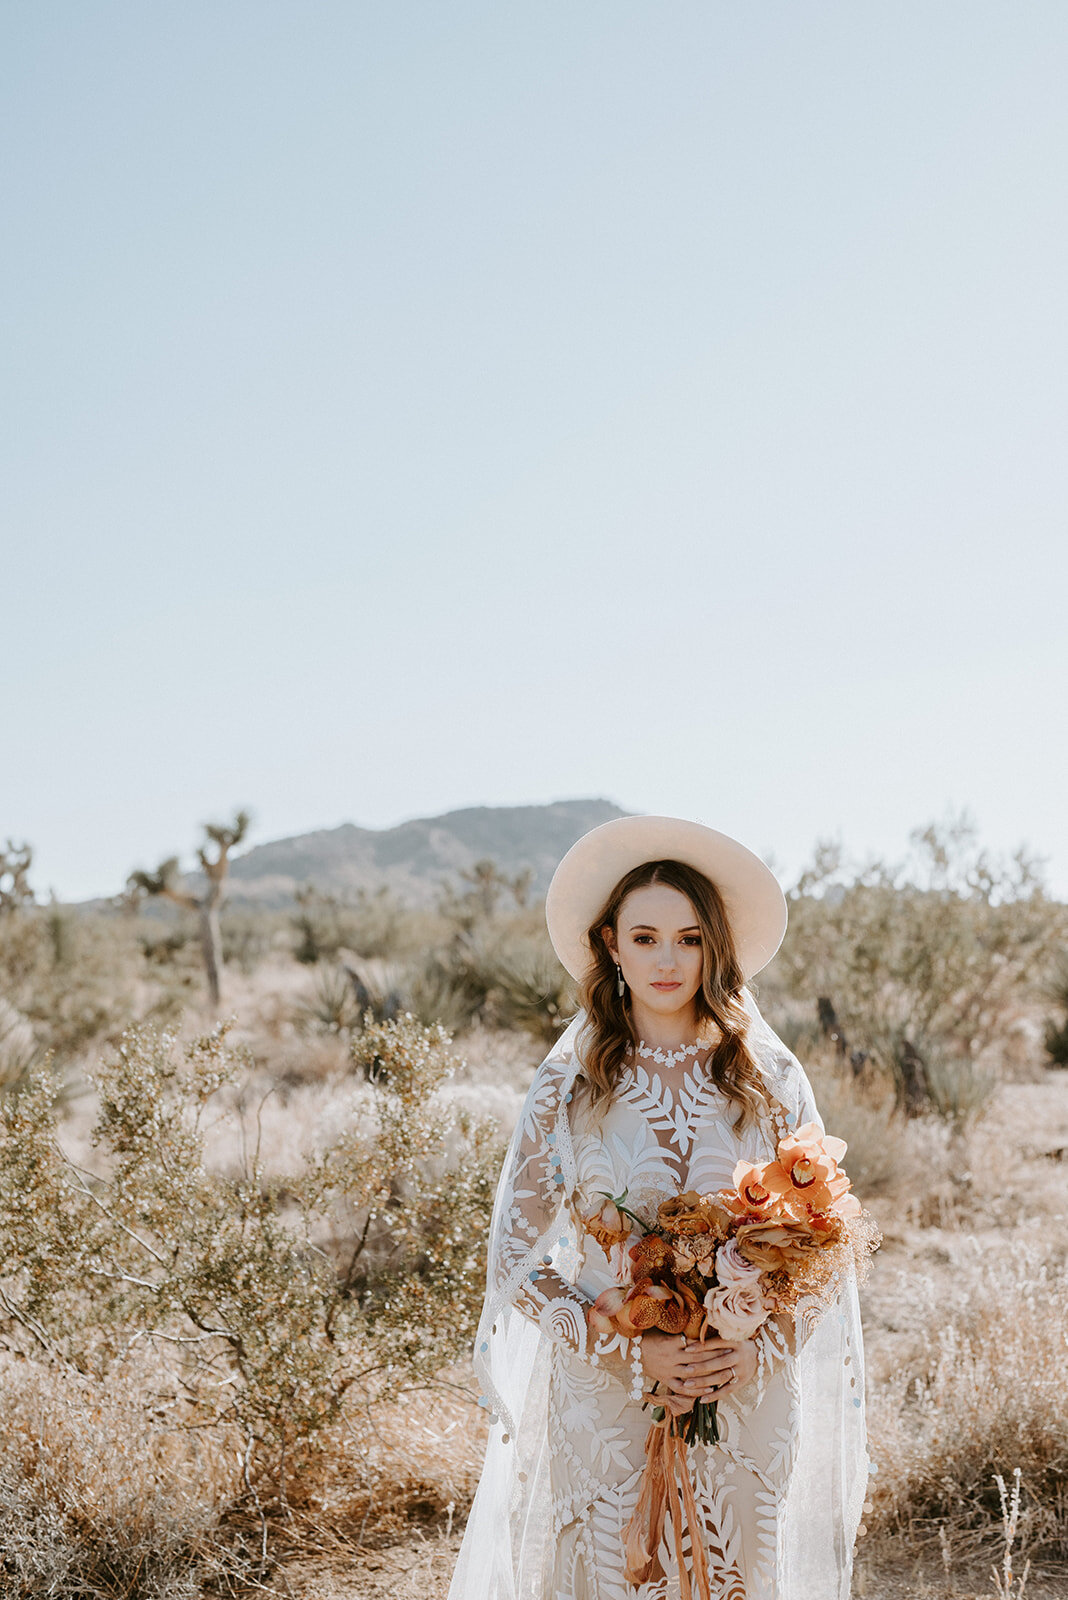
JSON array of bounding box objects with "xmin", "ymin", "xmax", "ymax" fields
[
  {"xmin": 581, "ymin": 1120, "xmax": 876, "ymax": 1444},
  {"xmin": 579, "ymin": 1122, "xmax": 879, "ymax": 1595}
]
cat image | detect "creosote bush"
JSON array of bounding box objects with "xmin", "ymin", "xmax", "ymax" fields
[{"xmin": 0, "ymin": 1015, "xmax": 502, "ymax": 1520}]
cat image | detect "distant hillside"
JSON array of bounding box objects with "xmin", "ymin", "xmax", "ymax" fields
[{"xmin": 202, "ymin": 798, "xmax": 627, "ymax": 909}]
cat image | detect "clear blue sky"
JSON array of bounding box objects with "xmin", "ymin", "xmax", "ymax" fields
[{"xmin": 4, "ymin": 2, "xmax": 1067, "ymax": 901}]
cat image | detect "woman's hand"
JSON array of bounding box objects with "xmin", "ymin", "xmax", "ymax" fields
[{"xmin": 640, "ymin": 1331, "xmax": 758, "ymax": 1404}]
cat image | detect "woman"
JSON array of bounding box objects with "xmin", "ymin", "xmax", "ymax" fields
[{"xmin": 448, "ymin": 816, "xmax": 870, "ymax": 1600}]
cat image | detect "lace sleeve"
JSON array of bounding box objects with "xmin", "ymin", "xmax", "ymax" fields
[
  {"xmin": 498, "ymin": 1064, "xmax": 594, "ymax": 1357},
  {"xmin": 488, "ymin": 1052, "xmax": 637, "ymax": 1385}
]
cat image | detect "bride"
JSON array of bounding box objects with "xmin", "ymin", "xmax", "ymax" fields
[{"xmin": 447, "ymin": 816, "xmax": 871, "ymax": 1600}]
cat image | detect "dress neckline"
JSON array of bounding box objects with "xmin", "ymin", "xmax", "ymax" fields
[{"xmin": 630, "ymin": 1036, "xmax": 718, "ymax": 1072}]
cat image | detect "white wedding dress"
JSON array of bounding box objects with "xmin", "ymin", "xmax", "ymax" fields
[{"xmin": 448, "ymin": 989, "xmax": 870, "ymax": 1600}]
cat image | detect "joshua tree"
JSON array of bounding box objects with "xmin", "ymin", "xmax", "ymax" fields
[
  {"xmin": 0, "ymin": 841, "xmax": 34, "ymax": 914},
  {"xmin": 441, "ymin": 858, "xmax": 534, "ymax": 929},
  {"xmin": 127, "ymin": 811, "xmax": 250, "ymax": 1006}
]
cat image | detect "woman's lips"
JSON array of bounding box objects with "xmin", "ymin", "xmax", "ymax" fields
[{"xmin": 651, "ymin": 981, "xmax": 682, "ymax": 990}]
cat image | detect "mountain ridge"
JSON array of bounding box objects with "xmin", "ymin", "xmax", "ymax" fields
[{"xmin": 153, "ymin": 798, "xmax": 629, "ymax": 909}]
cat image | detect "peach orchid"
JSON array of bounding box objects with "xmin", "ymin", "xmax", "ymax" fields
[
  {"xmin": 773, "ymin": 1121, "xmax": 860, "ymax": 1216},
  {"xmin": 724, "ymin": 1159, "xmax": 796, "ymax": 1217}
]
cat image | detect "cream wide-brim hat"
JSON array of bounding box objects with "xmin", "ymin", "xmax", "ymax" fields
[{"xmin": 544, "ymin": 815, "xmax": 788, "ymax": 983}]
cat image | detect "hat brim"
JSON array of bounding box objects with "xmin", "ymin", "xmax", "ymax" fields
[{"xmin": 544, "ymin": 815, "xmax": 787, "ymax": 983}]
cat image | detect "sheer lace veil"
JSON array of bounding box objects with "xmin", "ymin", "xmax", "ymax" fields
[{"xmin": 447, "ymin": 992, "xmax": 870, "ymax": 1600}]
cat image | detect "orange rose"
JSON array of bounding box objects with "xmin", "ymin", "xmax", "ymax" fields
[
  {"xmin": 580, "ymin": 1196, "xmax": 633, "ymax": 1255},
  {"xmin": 733, "ymin": 1214, "xmax": 822, "ymax": 1273},
  {"xmin": 657, "ymin": 1191, "xmax": 712, "ymax": 1235}
]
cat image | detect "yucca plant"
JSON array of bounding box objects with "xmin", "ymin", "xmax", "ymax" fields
[
  {"xmin": 404, "ymin": 949, "xmax": 488, "ymax": 1034},
  {"xmin": 295, "ymin": 963, "xmax": 365, "ymax": 1035},
  {"xmin": 476, "ymin": 933, "xmax": 574, "ymax": 1044}
]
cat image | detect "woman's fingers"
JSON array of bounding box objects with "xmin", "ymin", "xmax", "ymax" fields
[
  {"xmin": 672, "ymin": 1343, "xmax": 746, "ymax": 1395},
  {"xmin": 684, "ymin": 1347, "xmax": 738, "ymax": 1369},
  {"xmin": 643, "ymin": 1334, "xmax": 750, "ymax": 1394},
  {"xmin": 676, "ymin": 1350, "xmax": 739, "ymax": 1381},
  {"xmin": 680, "ymin": 1376, "xmax": 734, "ymax": 1397}
]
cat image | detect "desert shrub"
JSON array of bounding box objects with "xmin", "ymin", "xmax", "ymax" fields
[
  {"xmin": 220, "ymin": 907, "xmax": 289, "ymax": 972},
  {"xmin": 866, "ymin": 1248, "xmax": 1068, "ymax": 1561},
  {"xmin": 284, "ymin": 864, "xmax": 571, "ymax": 1045},
  {"xmin": 137, "ymin": 911, "xmax": 198, "ymax": 966},
  {"xmin": 398, "ymin": 926, "xmax": 572, "ymax": 1045},
  {"xmin": 0, "ymin": 1352, "xmax": 229, "ymax": 1599},
  {"xmin": 436, "ymin": 859, "xmax": 533, "ymax": 930},
  {"xmin": 0, "ymin": 1015, "xmax": 502, "ymax": 1509},
  {"xmin": 766, "ymin": 814, "xmax": 1067, "ymax": 1118},
  {"xmin": 0, "ymin": 996, "xmax": 40, "ymax": 1091},
  {"xmin": 290, "ymin": 885, "xmax": 431, "ymax": 964},
  {"xmin": 920, "ymin": 1048, "xmax": 1000, "ymax": 1125},
  {"xmin": 296, "ymin": 962, "xmax": 371, "ymax": 1034},
  {"xmin": 798, "ymin": 1043, "xmax": 1002, "ymax": 1231},
  {"xmin": 796, "ymin": 1041, "xmax": 1068, "ymax": 1241},
  {"xmin": 405, "ymin": 948, "xmax": 489, "ymax": 1035},
  {"xmin": 0, "ymin": 840, "xmax": 35, "ymax": 913},
  {"xmin": 0, "ymin": 906, "xmax": 164, "ymax": 1068}
]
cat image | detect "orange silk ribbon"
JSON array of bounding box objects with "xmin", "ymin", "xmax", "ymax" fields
[{"xmin": 622, "ymin": 1417, "xmax": 712, "ymax": 1600}]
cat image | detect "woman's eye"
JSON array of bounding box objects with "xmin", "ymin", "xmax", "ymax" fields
[
  {"xmin": 681, "ymin": 936, "xmax": 702, "ymax": 945},
  {"xmin": 633, "ymin": 935, "xmax": 654, "ymax": 944}
]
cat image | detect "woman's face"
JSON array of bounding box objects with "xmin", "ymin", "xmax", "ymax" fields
[{"xmin": 603, "ymin": 883, "xmax": 704, "ymax": 1021}]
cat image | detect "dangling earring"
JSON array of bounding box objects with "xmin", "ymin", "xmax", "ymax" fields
[{"xmin": 616, "ymin": 964, "xmax": 626, "ymax": 998}]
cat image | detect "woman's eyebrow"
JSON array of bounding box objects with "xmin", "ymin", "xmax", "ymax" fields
[{"xmin": 626, "ymin": 923, "xmax": 701, "ymax": 933}]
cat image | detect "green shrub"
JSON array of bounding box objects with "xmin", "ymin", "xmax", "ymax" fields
[
  {"xmin": 475, "ymin": 931, "xmax": 575, "ymax": 1044},
  {"xmin": 290, "ymin": 885, "xmax": 414, "ymax": 964}
]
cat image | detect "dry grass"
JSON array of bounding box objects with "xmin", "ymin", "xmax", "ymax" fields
[
  {"xmin": 865, "ymin": 1250, "xmax": 1068, "ymax": 1550},
  {"xmin": 855, "ymin": 1073, "xmax": 1068, "ymax": 1592},
  {"xmin": 0, "ymin": 1351, "xmax": 237, "ymax": 1597}
]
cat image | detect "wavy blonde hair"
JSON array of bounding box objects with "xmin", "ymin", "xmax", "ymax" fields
[{"xmin": 576, "ymin": 859, "xmax": 769, "ymax": 1132}]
